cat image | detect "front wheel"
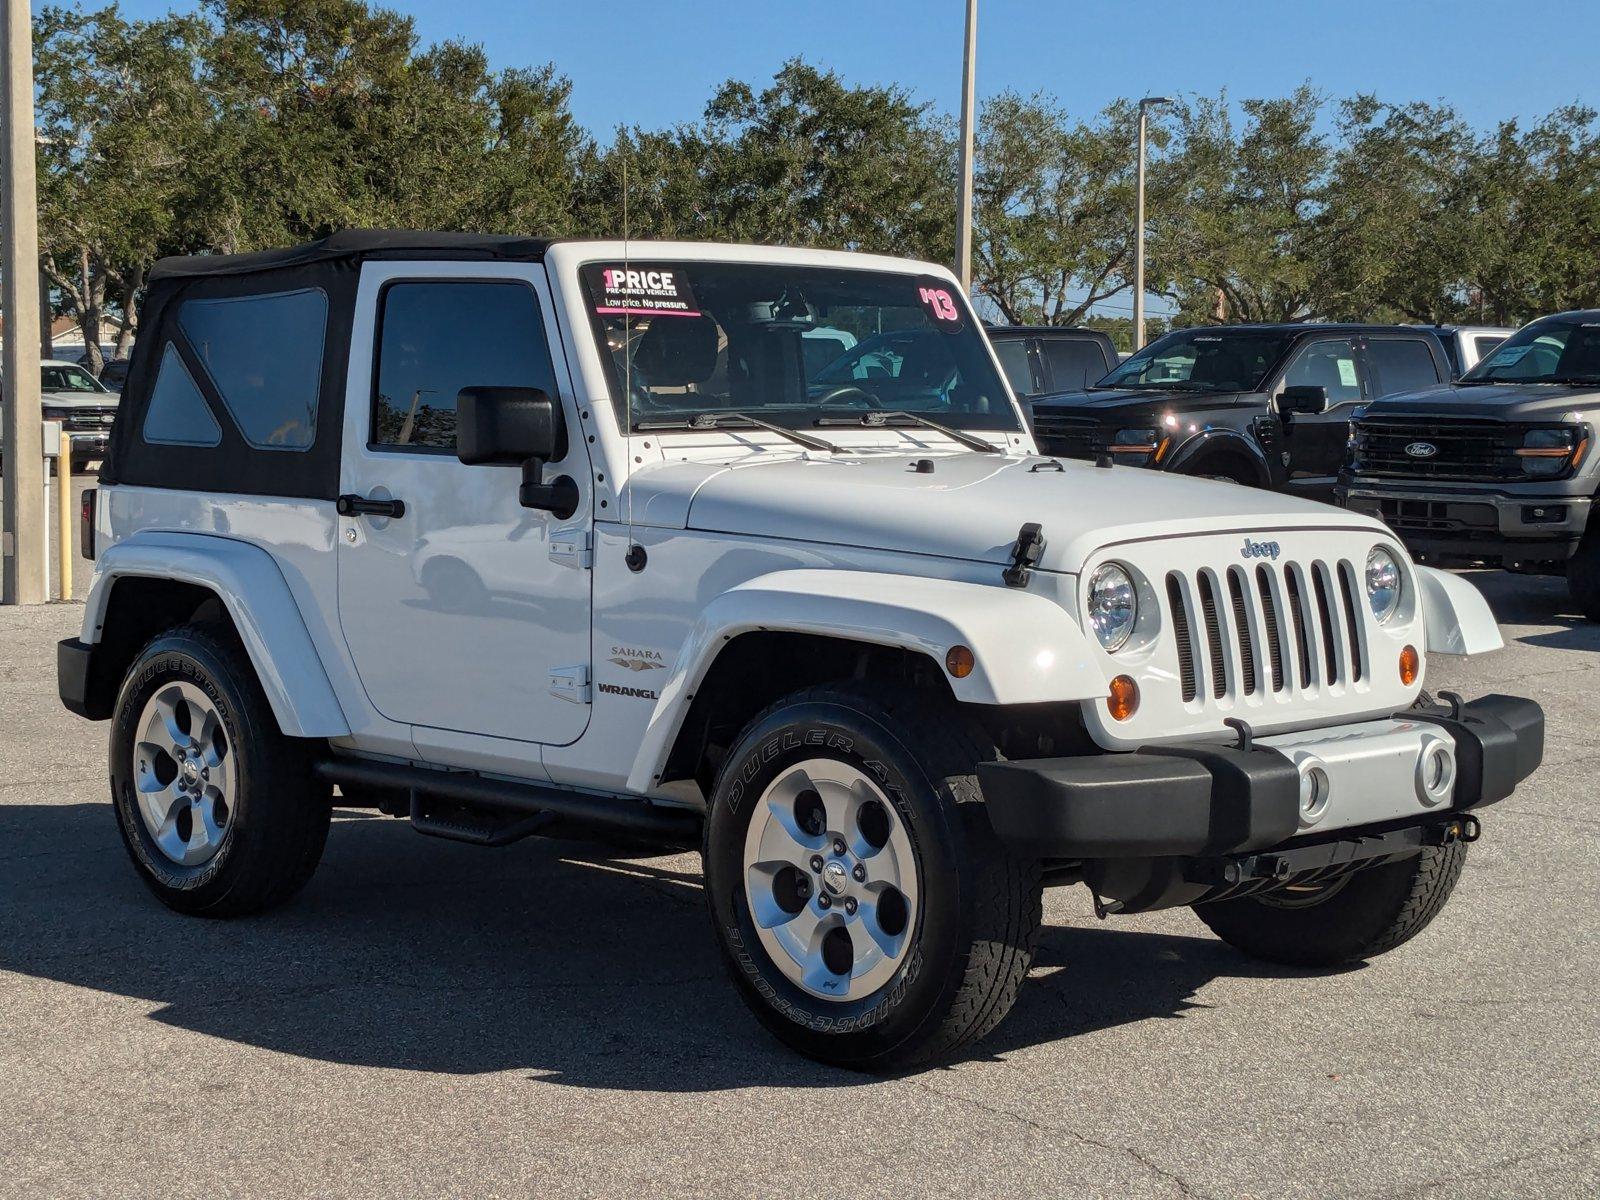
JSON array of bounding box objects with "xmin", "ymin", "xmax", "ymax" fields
[
  {"xmin": 703, "ymin": 685, "xmax": 1041, "ymax": 1071},
  {"xmin": 1567, "ymin": 521, "xmax": 1600, "ymax": 621},
  {"xmin": 1192, "ymin": 841, "xmax": 1467, "ymax": 967}
]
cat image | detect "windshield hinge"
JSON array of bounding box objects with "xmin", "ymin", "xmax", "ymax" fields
[
  {"xmin": 1003, "ymin": 523, "xmax": 1046, "ymax": 588},
  {"xmin": 549, "ymin": 527, "xmax": 592, "ymax": 570},
  {"xmin": 549, "ymin": 665, "xmax": 591, "ymax": 705}
]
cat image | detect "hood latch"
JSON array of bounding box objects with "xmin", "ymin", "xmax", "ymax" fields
[{"xmin": 1003, "ymin": 523, "xmax": 1046, "ymax": 588}]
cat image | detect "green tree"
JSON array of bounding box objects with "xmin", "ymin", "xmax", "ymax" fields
[
  {"xmin": 34, "ymin": 4, "xmax": 211, "ymax": 368},
  {"xmin": 1156, "ymin": 87, "xmax": 1329, "ymax": 324},
  {"xmin": 971, "ymin": 93, "xmax": 1157, "ymax": 325}
]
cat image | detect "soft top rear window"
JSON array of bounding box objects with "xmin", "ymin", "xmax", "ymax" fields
[{"xmin": 177, "ymin": 288, "xmax": 328, "ymax": 450}]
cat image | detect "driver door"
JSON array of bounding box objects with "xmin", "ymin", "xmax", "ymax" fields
[
  {"xmin": 1275, "ymin": 336, "xmax": 1367, "ymax": 497},
  {"xmin": 335, "ymin": 263, "xmax": 593, "ymax": 749}
]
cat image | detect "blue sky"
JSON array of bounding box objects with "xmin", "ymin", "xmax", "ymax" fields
[{"xmin": 118, "ymin": 0, "xmax": 1593, "ymax": 136}]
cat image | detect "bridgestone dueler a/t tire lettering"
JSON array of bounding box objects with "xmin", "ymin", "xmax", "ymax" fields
[
  {"xmin": 1192, "ymin": 841, "xmax": 1468, "ymax": 967},
  {"xmin": 703, "ymin": 684, "xmax": 1042, "ymax": 1071},
  {"xmin": 109, "ymin": 622, "xmax": 331, "ymax": 917}
]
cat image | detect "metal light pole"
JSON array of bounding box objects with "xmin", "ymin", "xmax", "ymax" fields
[
  {"xmin": 1132, "ymin": 95, "xmax": 1172, "ymax": 352},
  {"xmin": 955, "ymin": 0, "xmax": 977, "ymax": 293},
  {"xmin": 2, "ymin": 0, "xmax": 46, "ymax": 604}
]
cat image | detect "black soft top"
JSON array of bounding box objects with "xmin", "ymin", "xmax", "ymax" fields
[{"xmin": 149, "ymin": 229, "xmax": 555, "ymax": 281}]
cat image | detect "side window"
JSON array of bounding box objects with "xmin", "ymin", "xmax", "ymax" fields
[
  {"xmin": 991, "ymin": 338, "xmax": 1038, "ymax": 396},
  {"xmin": 1474, "ymin": 335, "xmax": 1505, "ymax": 362},
  {"xmin": 177, "ymin": 288, "xmax": 327, "ymax": 450},
  {"xmin": 1367, "ymin": 338, "xmax": 1442, "ymax": 396},
  {"xmin": 141, "ymin": 342, "xmax": 222, "ymax": 447},
  {"xmin": 1040, "ymin": 338, "xmax": 1105, "ymax": 392},
  {"xmin": 1281, "ymin": 337, "xmax": 1362, "ymax": 405},
  {"xmin": 372, "ymin": 281, "xmax": 557, "ymax": 452}
]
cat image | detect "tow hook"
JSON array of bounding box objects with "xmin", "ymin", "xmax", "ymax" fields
[
  {"xmin": 1003, "ymin": 522, "xmax": 1046, "ymax": 588},
  {"xmin": 1437, "ymin": 813, "xmax": 1482, "ymax": 844}
]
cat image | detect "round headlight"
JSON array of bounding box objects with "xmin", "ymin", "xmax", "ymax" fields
[
  {"xmin": 1366, "ymin": 546, "xmax": 1402, "ymax": 623},
  {"xmin": 1088, "ymin": 563, "xmax": 1138, "ymax": 651}
]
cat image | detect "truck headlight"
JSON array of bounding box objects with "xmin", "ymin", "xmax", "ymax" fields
[
  {"xmin": 1108, "ymin": 427, "xmax": 1166, "ymax": 464},
  {"xmin": 1516, "ymin": 427, "xmax": 1584, "ymax": 479},
  {"xmin": 1366, "ymin": 546, "xmax": 1402, "ymax": 623},
  {"xmin": 1088, "ymin": 563, "xmax": 1137, "ymax": 651}
]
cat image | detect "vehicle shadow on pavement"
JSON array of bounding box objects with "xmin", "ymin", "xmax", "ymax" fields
[
  {"xmin": 1460, "ymin": 569, "xmax": 1600, "ymax": 651},
  {"xmin": 1, "ymin": 802, "xmax": 1317, "ymax": 1088}
]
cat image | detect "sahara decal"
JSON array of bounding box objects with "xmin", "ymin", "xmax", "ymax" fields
[{"xmin": 608, "ymin": 646, "xmax": 666, "ymax": 672}]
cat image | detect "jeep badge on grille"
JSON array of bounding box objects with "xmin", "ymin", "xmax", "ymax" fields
[{"xmin": 1241, "ymin": 537, "xmax": 1281, "ymax": 560}]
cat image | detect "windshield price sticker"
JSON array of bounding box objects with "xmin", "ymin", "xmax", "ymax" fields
[
  {"xmin": 916, "ymin": 277, "xmax": 965, "ymax": 332},
  {"xmin": 586, "ymin": 264, "xmax": 701, "ymax": 318},
  {"xmin": 1337, "ymin": 358, "xmax": 1359, "ymax": 388}
]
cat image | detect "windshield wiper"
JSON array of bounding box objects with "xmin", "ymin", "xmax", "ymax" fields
[
  {"xmin": 814, "ymin": 410, "xmax": 1001, "ymax": 453},
  {"xmin": 635, "ymin": 411, "xmax": 845, "ymax": 454},
  {"xmin": 1096, "ymin": 381, "xmax": 1223, "ymax": 393}
]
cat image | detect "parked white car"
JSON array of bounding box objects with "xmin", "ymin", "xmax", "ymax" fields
[
  {"xmin": 59, "ymin": 232, "xmax": 1541, "ymax": 1069},
  {"xmin": 1412, "ymin": 325, "xmax": 1515, "ymax": 377},
  {"xmin": 0, "ymin": 359, "xmax": 121, "ymax": 470}
]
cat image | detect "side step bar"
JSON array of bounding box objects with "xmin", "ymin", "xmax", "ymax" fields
[{"xmin": 312, "ymin": 756, "xmax": 702, "ymax": 846}]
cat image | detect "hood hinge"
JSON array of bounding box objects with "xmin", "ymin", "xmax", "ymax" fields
[{"xmin": 1003, "ymin": 523, "xmax": 1046, "ymax": 588}]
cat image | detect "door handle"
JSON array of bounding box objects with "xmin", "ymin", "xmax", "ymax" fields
[{"xmin": 337, "ymin": 494, "xmax": 407, "ymax": 519}]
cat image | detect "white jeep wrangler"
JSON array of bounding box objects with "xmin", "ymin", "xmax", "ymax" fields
[{"xmin": 59, "ymin": 232, "xmax": 1543, "ymax": 1069}]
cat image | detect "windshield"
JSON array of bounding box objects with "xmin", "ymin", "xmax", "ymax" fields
[
  {"xmin": 41, "ymin": 364, "xmax": 108, "ymax": 393},
  {"xmin": 1097, "ymin": 328, "xmax": 1295, "ymax": 393},
  {"xmin": 583, "ymin": 262, "xmax": 1019, "ymax": 431},
  {"xmin": 1462, "ymin": 317, "xmax": 1600, "ymax": 384}
]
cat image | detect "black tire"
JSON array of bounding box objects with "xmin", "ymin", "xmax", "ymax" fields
[
  {"xmin": 1567, "ymin": 521, "xmax": 1600, "ymax": 620},
  {"xmin": 703, "ymin": 684, "xmax": 1042, "ymax": 1071},
  {"xmin": 1192, "ymin": 842, "xmax": 1467, "ymax": 967},
  {"xmin": 110, "ymin": 622, "xmax": 331, "ymax": 917}
]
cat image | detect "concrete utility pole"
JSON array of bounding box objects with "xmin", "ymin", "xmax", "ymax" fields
[
  {"xmin": 2, "ymin": 0, "xmax": 46, "ymax": 604},
  {"xmin": 955, "ymin": 0, "xmax": 977, "ymax": 294},
  {"xmin": 1132, "ymin": 96, "xmax": 1172, "ymax": 352}
]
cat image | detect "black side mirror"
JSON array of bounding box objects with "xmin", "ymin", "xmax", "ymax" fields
[
  {"xmin": 456, "ymin": 386, "xmax": 577, "ymax": 517},
  {"xmin": 1277, "ymin": 384, "xmax": 1328, "ymax": 416}
]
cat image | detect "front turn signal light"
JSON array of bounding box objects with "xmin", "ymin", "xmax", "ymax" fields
[
  {"xmin": 1106, "ymin": 675, "xmax": 1140, "ymax": 721},
  {"xmin": 945, "ymin": 645, "xmax": 975, "ymax": 679},
  {"xmin": 1399, "ymin": 645, "xmax": 1420, "ymax": 686}
]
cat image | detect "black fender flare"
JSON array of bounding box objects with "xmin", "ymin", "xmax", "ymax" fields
[{"xmin": 1167, "ymin": 429, "xmax": 1275, "ymax": 486}]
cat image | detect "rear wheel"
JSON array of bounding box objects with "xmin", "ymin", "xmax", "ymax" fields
[
  {"xmin": 1192, "ymin": 842, "xmax": 1467, "ymax": 967},
  {"xmin": 703, "ymin": 685, "xmax": 1041, "ymax": 1070},
  {"xmin": 110, "ymin": 622, "xmax": 331, "ymax": 917}
]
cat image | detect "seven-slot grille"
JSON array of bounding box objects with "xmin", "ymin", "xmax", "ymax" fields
[
  {"xmin": 1164, "ymin": 558, "xmax": 1367, "ymax": 704},
  {"xmin": 1348, "ymin": 416, "xmax": 1524, "ymax": 481}
]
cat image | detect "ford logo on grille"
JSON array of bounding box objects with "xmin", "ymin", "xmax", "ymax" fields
[
  {"xmin": 1241, "ymin": 537, "xmax": 1281, "ymax": 560},
  {"xmin": 1405, "ymin": 441, "xmax": 1438, "ymax": 459}
]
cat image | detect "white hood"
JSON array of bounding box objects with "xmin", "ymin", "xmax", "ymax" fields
[{"xmin": 620, "ymin": 451, "xmax": 1388, "ymax": 574}]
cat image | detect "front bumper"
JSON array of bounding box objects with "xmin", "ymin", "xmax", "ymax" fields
[
  {"xmin": 1339, "ymin": 482, "xmax": 1590, "ymax": 565},
  {"xmin": 977, "ymin": 694, "xmax": 1543, "ymax": 860}
]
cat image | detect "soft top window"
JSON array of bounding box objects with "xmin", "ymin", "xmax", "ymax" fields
[
  {"xmin": 142, "ymin": 342, "xmax": 222, "ymax": 447},
  {"xmin": 177, "ymin": 288, "xmax": 328, "ymax": 450}
]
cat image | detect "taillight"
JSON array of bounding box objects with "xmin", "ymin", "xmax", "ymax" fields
[{"xmin": 80, "ymin": 488, "xmax": 96, "ymax": 561}]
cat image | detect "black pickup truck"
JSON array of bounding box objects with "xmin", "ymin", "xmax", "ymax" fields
[{"xmin": 1030, "ymin": 323, "xmax": 1451, "ymax": 499}]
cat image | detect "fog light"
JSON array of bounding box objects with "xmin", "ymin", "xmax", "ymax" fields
[
  {"xmin": 1417, "ymin": 740, "xmax": 1455, "ymax": 806},
  {"xmin": 1399, "ymin": 645, "xmax": 1420, "ymax": 686},
  {"xmin": 945, "ymin": 645, "xmax": 975, "ymax": 679},
  {"xmin": 1106, "ymin": 675, "xmax": 1139, "ymax": 721},
  {"xmin": 1298, "ymin": 762, "xmax": 1331, "ymax": 825}
]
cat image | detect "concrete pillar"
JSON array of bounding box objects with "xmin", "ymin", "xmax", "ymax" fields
[{"xmin": 2, "ymin": 0, "xmax": 46, "ymax": 604}]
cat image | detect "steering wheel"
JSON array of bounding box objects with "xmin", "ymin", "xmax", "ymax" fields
[{"xmin": 816, "ymin": 385, "xmax": 882, "ymax": 409}]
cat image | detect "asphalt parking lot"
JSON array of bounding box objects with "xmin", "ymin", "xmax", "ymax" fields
[{"xmin": 1, "ymin": 569, "xmax": 1596, "ymax": 1199}]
